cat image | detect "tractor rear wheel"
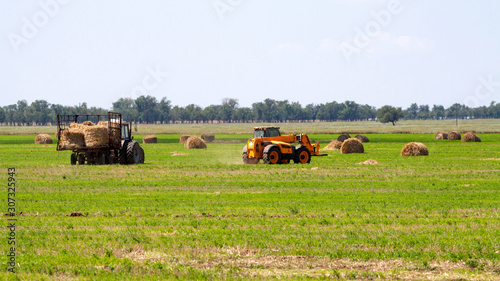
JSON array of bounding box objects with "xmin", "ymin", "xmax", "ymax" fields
[
  {"xmin": 263, "ymin": 146, "xmax": 281, "ymax": 164},
  {"xmin": 71, "ymin": 153, "xmax": 77, "ymax": 165},
  {"xmin": 126, "ymin": 141, "xmax": 142, "ymax": 164},
  {"xmin": 294, "ymin": 146, "xmax": 311, "ymax": 164}
]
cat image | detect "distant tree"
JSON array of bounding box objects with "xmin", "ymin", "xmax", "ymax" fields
[
  {"xmin": 0, "ymin": 107, "xmax": 5, "ymax": 123},
  {"xmin": 377, "ymin": 105, "xmax": 403, "ymax": 126},
  {"xmin": 113, "ymin": 98, "xmax": 138, "ymax": 122}
]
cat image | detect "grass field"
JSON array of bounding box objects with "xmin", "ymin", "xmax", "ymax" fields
[{"xmin": 1, "ymin": 128, "xmax": 500, "ymax": 280}]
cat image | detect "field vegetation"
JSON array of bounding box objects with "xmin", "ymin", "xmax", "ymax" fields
[{"xmin": 0, "ymin": 123, "xmax": 499, "ymax": 280}]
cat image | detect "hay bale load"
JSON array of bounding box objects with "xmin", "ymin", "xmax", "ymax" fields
[
  {"xmin": 401, "ymin": 142, "xmax": 428, "ymax": 156},
  {"xmin": 35, "ymin": 134, "xmax": 53, "ymax": 144},
  {"xmin": 84, "ymin": 125, "xmax": 109, "ymax": 148},
  {"xmin": 180, "ymin": 135, "xmax": 190, "ymax": 143},
  {"xmin": 321, "ymin": 140, "xmax": 343, "ymax": 151},
  {"xmin": 447, "ymin": 131, "xmax": 461, "ymax": 140},
  {"xmin": 337, "ymin": 133, "xmax": 351, "ymax": 142},
  {"xmin": 58, "ymin": 128, "xmax": 85, "ymax": 150},
  {"xmin": 341, "ymin": 138, "xmax": 364, "ymax": 154},
  {"xmin": 143, "ymin": 135, "xmax": 157, "ymax": 143},
  {"xmin": 82, "ymin": 121, "xmax": 94, "ymax": 126},
  {"xmin": 435, "ymin": 132, "xmax": 448, "ymax": 140},
  {"xmin": 354, "ymin": 134, "xmax": 369, "ymax": 143},
  {"xmin": 201, "ymin": 134, "xmax": 215, "ymax": 143},
  {"xmin": 462, "ymin": 132, "xmax": 481, "ymax": 142},
  {"xmin": 184, "ymin": 136, "xmax": 207, "ymax": 149}
]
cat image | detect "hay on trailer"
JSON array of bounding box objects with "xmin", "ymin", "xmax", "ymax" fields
[
  {"xmin": 401, "ymin": 142, "xmax": 428, "ymax": 156},
  {"xmin": 357, "ymin": 159, "xmax": 379, "ymax": 165},
  {"xmin": 320, "ymin": 140, "xmax": 342, "ymax": 151},
  {"xmin": 341, "ymin": 138, "xmax": 364, "ymax": 154},
  {"xmin": 201, "ymin": 134, "xmax": 215, "ymax": 143},
  {"xmin": 447, "ymin": 131, "xmax": 461, "ymax": 140},
  {"xmin": 184, "ymin": 136, "xmax": 207, "ymax": 149},
  {"xmin": 337, "ymin": 133, "xmax": 351, "ymax": 142},
  {"xmin": 143, "ymin": 135, "xmax": 157, "ymax": 143},
  {"xmin": 434, "ymin": 132, "xmax": 448, "ymax": 140},
  {"xmin": 82, "ymin": 121, "xmax": 94, "ymax": 126},
  {"xmin": 84, "ymin": 125, "xmax": 109, "ymax": 148},
  {"xmin": 462, "ymin": 132, "xmax": 481, "ymax": 142},
  {"xmin": 354, "ymin": 134, "xmax": 369, "ymax": 143},
  {"xmin": 180, "ymin": 135, "xmax": 190, "ymax": 143},
  {"xmin": 35, "ymin": 134, "xmax": 53, "ymax": 144},
  {"xmin": 58, "ymin": 128, "xmax": 85, "ymax": 150}
]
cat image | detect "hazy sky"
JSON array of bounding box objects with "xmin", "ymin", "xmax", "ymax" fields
[{"xmin": 1, "ymin": 0, "xmax": 499, "ymax": 110}]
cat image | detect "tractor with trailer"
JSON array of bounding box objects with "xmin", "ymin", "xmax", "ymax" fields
[
  {"xmin": 242, "ymin": 127, "xmax": 320, "ymax": 164},
  {"xmin": 56, "ymin": 112, "xmax": 144, "ymax": 165}
]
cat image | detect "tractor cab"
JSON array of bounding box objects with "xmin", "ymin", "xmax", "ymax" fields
[
  {"xmin": 254, "ymin": 127, "xmax": 281, "ymax": 138},
  {"xmin": 121, "ymin": 122, "xmax": 132, "ymax": 140}
]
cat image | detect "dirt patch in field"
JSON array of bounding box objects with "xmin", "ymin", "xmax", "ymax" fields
[{"xmin": 213, "ymin": 139, "xmax": 246, "ymax": 143}]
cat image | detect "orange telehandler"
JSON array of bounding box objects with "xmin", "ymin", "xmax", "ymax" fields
[{"xmin": 242, "ymin": 127, "xmax": 320, "ymax": 164}]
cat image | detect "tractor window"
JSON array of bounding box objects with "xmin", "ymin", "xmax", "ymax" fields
[
  {"xmin": 254, "ymin": 130, "xmax": 264, "ymax": 138},
  {"xmin": 265, "ymin": 128, "xmax": 281, "ymax": 137},
  {"xmin": 121, "ymin": 124, "xmax": 130, "ymax": 139}
]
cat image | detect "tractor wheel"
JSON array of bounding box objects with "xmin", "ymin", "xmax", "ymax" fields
[
  {"xmin": 242, "ymin": 152, "xmax": 259, "ymax": 164},
  {"xmin": 71, "ymin": 153, "xmax": 77, "ymax": 165},
  {"xmin": 126, "ymin": 141, "xmax": 142, "ymax": 164},
  {"xmin": 263, "ymin": 146, "xmax": 281, "ymax": 164},
  {"xmin": 294, "ymin": 146, "xmax": 311, "ymax": 164},
  {"xmin": 77, "ymin": 153, "xmax": 85, "ymax": 165},
  {"xmin": 138, "ymin": 146, "xmax": 145, "ymax": 164}
]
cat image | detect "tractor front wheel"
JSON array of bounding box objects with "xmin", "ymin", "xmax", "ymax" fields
[
  {"xmin": 263, "ymin": 146, "xmax": 281, "ymax": 164},
  {"xmin": 242, "ymin": 152, "xmax": 259, "ymax": 164},
  {"xmin": 126, "ymin": 141, "xmax": 142, "ymax": 164},
  {"xmin": 294, "ymin": 146, "xmax": 311, "ymax": 164}
]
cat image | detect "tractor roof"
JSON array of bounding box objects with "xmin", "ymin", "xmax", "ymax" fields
[{"xmin": 254, "ymin": 127, "xmax": 280, "ymax": 130}]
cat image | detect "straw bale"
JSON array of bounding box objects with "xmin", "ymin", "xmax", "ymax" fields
[
  {"xmin": 143, "ymin": 135, "xmax": 157, "ymax": 143},
  {"xmin": 84, "ymin": 126, "xmax": 109, "ymax": 148},
  {"xmin": 341, "ymin": 138, "xmax": 364, "ymax": 154},
  {"xmin": 180, "ymin": 135, "xmax": 190, "ymax": 143},
  {"xmin": 35, "ymin": 134, "xmax": 53, "ymax": 144},
  {"xmin": 82, "ymin": 121, "xmax": 94, "ymax": 126},
  {"xmin": 320, "ymin": 140, "xmax": 342, "ymax": 151},
  {"xmin": 462, "ymin": 132, "xmax": 481, "ymax": 142},
  {"xmin": 447, "ymin": 131, "xmax": 461, "ymax": 140},
  {"xmin": 184, "ymin": 136, "xmax": 207, "ymax": 149},
  {"xmin": 337, "ymin": 134, "xmax": 351, "ymax": 142},
  {"xmin": 58, "ymin": 128, "xmax": 85, "ymax": 150},
  {"xmin": 401, "ymin": 142, "xmax": 428, "ymax": 156},
  {"xmin": 357, "ymin": 159, "xmax": 379, "ymax": 165},
  {"xmin": 201, "ymin": 134, "xmax": 215, "ymax": 143},
  {"xmin": 354, "ymin": 134, "xmax": 369, "ymax": 143},
  {"xmin": 434, "ymin": 132, "xmax": 448, "ymax": 140}
]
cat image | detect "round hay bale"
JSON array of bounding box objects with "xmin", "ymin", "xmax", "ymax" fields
[
  {"xmin": 201, "ymin": 134, "xmax": 215, "ymax": 143},
  {"xmin": 35, "ymin": 134, "xmax": 53, "ymax": 144},
  {"xmin": 401, "ymin": 142, "xmax": 428, "ymax": 156},
  {"xmin": 341, "ymin": 138, "xmax": 364, "ymax": 154},
  {"xmin": 143, "ymin": 135, "xmax": 157, "ymax": 143},
  {"xmin": 320, "ymin": 140, "xmax": 342, "ymax": 151},
  {"xmin": 447, "ymin": 131, "xmax": 461, "ymax": 140},
  {"xmin": 82, "ymin": 121, "xmax": 94, "ymax": 126},
  {"xmin": 434, "ymin": 132, "xmax": 448, "ymax": 140},
  {"xmin": 180, "ymin": 135, "xmax": 190, "ymax": 143},
  {"xmin": 337, "ymin": 134, "xmax": 351, "ymax": 142},
  {"xmin": 83, "ymin": 126, "xmax": 109, "ymax": 148},
  {"xmin": 462, "ymin": 132, "xmax": 481, "ymax": 142},
  {"xmin": 184, "ymin": 136, "xmax": 207, "ymax": 149},
  {"xmin": 354, "ymin": 134, "xmax": 369, "ymax": 143}
]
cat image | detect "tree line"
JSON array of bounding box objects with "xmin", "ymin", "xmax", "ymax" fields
[{"xmin": 1, "ymin": 96, "xmax": 500, "ymax": 125}]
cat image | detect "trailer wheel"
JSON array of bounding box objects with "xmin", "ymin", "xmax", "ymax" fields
[
  {"xmin": 98, "ymin": 152, "xmax": 106, "ymax": 165},
  {"xmin": 263, "ymin": 146, "xmax": 281, "ymax": 164},
  {"xmin": 126, "ymin": 141, "xmax": 141, "ymax": 164},
  {"xmin": 71, "ymin": 153, "xmax": 77, "ymax": 165},
  {"xmin": 77, "ymin": 154, "xmax": 85, "ymax": 165}
]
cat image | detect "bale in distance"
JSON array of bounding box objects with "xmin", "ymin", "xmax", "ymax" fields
[
  {"xmin": 341, "ymin": 138, "xmax": 364, "ymax": 154},
  {"xmin": 143, "ymin": 135, "xmax": 157, "ymax": 143},
  {"xmin": 354, "ymin": 134, "xmax": 369, "ymax": 143},
  {"xmin": 462, "ymin": 132, "xmax": 481, "ymax": 142},
  {"xmin": 447, "ymin": 131, "xmax": 461, "ymax": 140},
  {"xmin": 184, "ymin": 136, "xmax": 207, "ymax": 149},
  {"xmin": 35, "ymin": 134, "xmax": 53, "ymax": 144},
  {"xmin": 320, "ymin": 140, "xmax": 342, "ymax": 151},
  {"xmin": 337, "ymin": 134, "xmax": 351, "ymax": 142},
  {"xmin": 180, "ymin": 135, "xmax": 190, "ymax": 143},
  {"xmin": 435, "ymin": 132, "xmax": 448, "ymax": 140},
  {"xmin": 401, "ymin": 142, "xmax": 428, "ymax": 156},
  {"xmin": 201, "ymin": 134, "xmax": 215, "ymax": 143}
]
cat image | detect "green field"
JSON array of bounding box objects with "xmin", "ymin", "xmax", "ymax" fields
[{"xmin": 1, "ymin": 129, "xmax": 500, "ymax": 280}]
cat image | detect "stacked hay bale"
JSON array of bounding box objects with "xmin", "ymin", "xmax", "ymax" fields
[
  {"xmin": 184, "ymin": 136, "xmax": 207, "ymax": 149},
  {"xmin": 143, "ymin": 135, "xmax": 157, "ymax": 143},
  {"xmin": 82, "ymin": 121, "xmax": 95, "ymax": 126},
  {"xmin": 180, "ymin": 135, "xmax": 190, "ymax": 143},
  {"xmin": 447, "ymin": 131, "xmax": 461, "ymax": 140},
  {"xmin": 58, "ymin": 121, "xmax": 111, "ymax": 150},
  {"xmin": 354, "ymin": 134, "xmax": 369, "ymax": 143},
  {"xmin": 462, "ymin": 132, "xmax": 481, "ymax": 142},
  {"xmin": 341, "ymin": 138, "xmax": 364, "ymax": 154},
  {"xmin": 401, "ymin": 142, "xmax": 428, "ymax": 156},
  {"xmin": 84, "ymin": 124, "xmax": 109, "ymax": 148},
  {"xmin": 58, "ymin": 125, "xmax": 85, "ymax": 150},
  {"xmin": 35, "ymin": 134, "xmax": 53, "ymax": 144},
  {"xmin": 201, "ymin": 134, "xmax": 215, "ymax": 143},
  {"xmin": 435, "ymin": 132, "xmax": 448, "ymax": 140},
  {"xmin": 320, "ymin": 140, "xmax": 343, "ymax": 151},
  {"xmin": 337, "ymin": 133, "xmax": 351, "ymax": 142}
]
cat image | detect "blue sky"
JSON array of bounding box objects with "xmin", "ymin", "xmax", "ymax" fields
[{"xmin": 1, "ymin": 0, "xmax": 499, "ymax": 109}]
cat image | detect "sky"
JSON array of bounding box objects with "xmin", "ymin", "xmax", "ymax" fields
[{"xmin": 1, "ymin": 0, "xmax": 500, "ymax": 110}]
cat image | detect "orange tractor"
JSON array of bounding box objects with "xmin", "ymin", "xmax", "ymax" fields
[{"xmin": 242, "ymin": 127, "xmax": 320, "ymax": 164}]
